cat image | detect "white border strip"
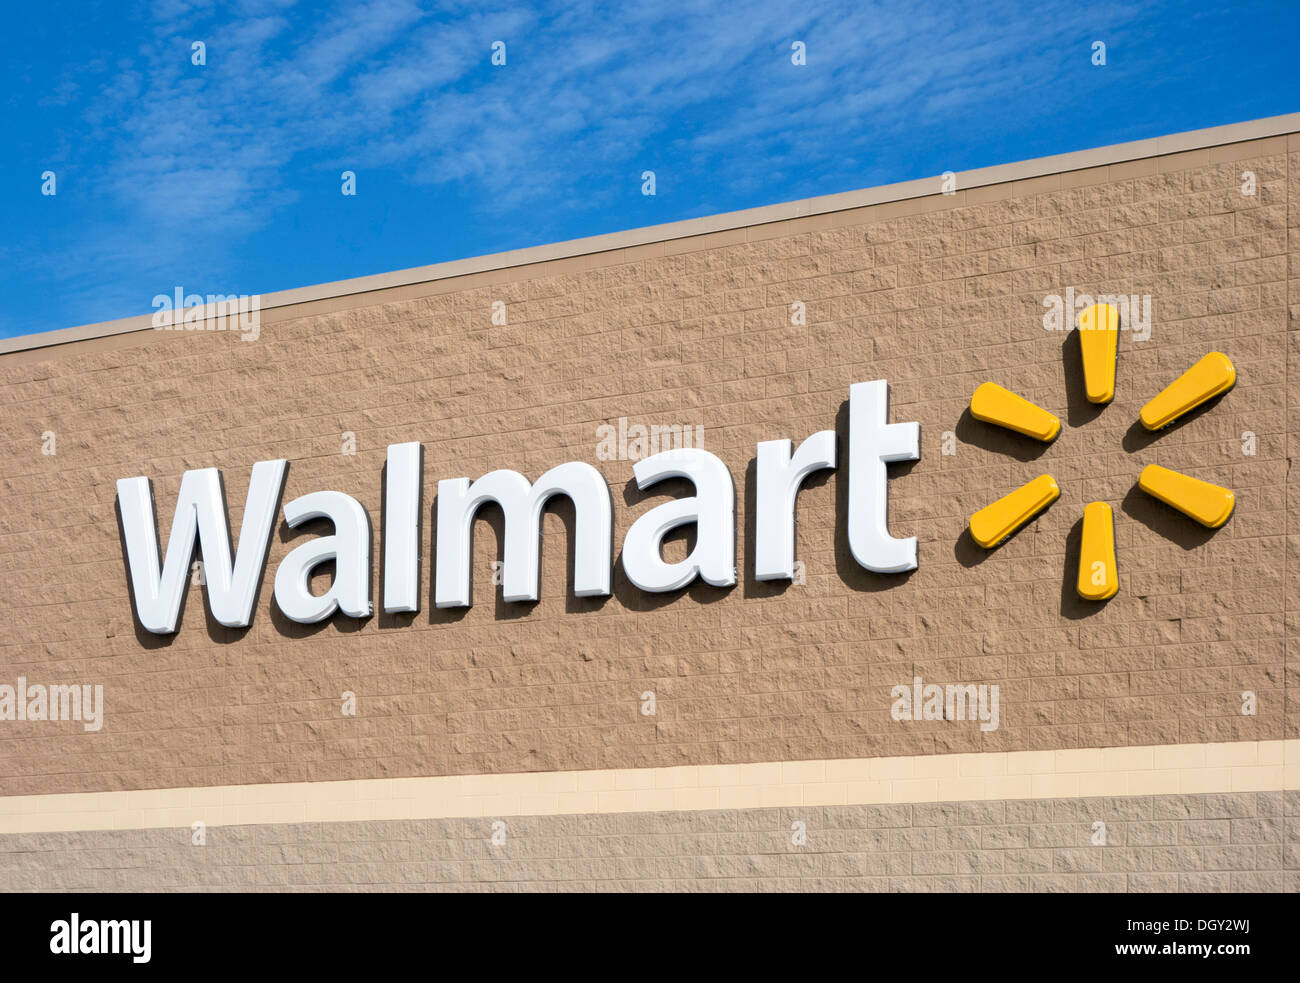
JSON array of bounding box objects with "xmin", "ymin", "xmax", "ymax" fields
[
  {"xmin": 4, "ymin": 112, "xmax": 1298, "ymax": 356},
  {"xmin": 1, "ymin": 740, "xmax": 1293, "ymax": 834}
]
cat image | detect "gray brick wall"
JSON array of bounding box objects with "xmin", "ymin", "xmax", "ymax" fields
[{"xmin": 3, "ymin": 791, "xmax": 1293, "ymax": 892}]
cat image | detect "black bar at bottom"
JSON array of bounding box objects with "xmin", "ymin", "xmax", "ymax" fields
[{"xmin": 0, "ymin": 891, "xmax": 1281, "ymax": 971}]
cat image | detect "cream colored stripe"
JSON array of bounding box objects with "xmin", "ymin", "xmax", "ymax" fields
[{"xmin": 1, "ymin": 740, "xmax": 1294, "ymax": 834}]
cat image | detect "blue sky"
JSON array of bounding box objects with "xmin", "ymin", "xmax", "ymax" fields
[{"xmin": 3, "ymin": 0, "xmax": 1298, "ymax": 339}]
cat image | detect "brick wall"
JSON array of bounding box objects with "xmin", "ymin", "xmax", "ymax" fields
[
  {"xmin": 1, "ymin": 791, "xmax": 1292, "ymax": 892},
  {"xmin": 0, "ymin": 138, "xmax": 1294, "ymax": 799}
]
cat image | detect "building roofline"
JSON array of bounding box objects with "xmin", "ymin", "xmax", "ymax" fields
[{"xmin": 6, "ymin": 111, "xmax": 1299, "ymax": 357}]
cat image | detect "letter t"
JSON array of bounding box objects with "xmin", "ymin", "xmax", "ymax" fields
[{"xmin": 847, "ymin": 380, "xmax": 919, "ymax": 573}]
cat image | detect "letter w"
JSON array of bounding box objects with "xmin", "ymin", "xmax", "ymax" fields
[{"xmin": 116, "ymin": 461, "xmax": 287, "ymax": 633}]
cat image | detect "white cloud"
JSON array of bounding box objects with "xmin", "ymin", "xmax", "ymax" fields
[{"xmin": 19, "ymin": 0, "xmax": 1148, "ymax": 331}]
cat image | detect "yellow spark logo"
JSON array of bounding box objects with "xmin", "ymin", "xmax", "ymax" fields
[{"xmin": 966, "ymin": 304, "xmax": 1236, "ymax": 601}]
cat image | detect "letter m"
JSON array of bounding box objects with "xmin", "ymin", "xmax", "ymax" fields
[
  {"xmin": 947, "ymin": 683, "xmax": 979, "ymax": 721},
  {"xmin": 435, "ymin": 462, "xmax": 611, "ymax": 607},
  {"xmin": 205, "ymin": 294, "xmax": 238, "ymax": 331},
  {"xmin": 101, "ymin": 921, "xmax": 130, "ymax": 955},
  {"xmin": 116, "ymin": 461, "xmax": 287, "ymax": 633},
  {"xmin": 49, "ymin": 684, "xmax": 81, "ymax": 720}
]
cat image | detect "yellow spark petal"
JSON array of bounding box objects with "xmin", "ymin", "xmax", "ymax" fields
[
  {"xmin": 1078, "ymin": 303, "xmax": 1119, "ymax": 405},
  {"xmin": 1137, "ymin": 464, "xmax": 1235, "ymax": 528},
  {"xmin": 1139, "ymin": 352, "xmax": 1236, "ymax": 431},
  {"xmin": 969, "ymin": 474, "xmax": 1061, "ymax": 548},
  {"xmin": 1076, "ymin": 502, "xmax": 1118, "ymax": 600},
  {"xmin": 970, "ymin": 382, "xmax": 1061, "ymax": 441}
]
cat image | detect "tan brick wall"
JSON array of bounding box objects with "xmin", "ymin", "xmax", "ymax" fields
[
  {"xmin": 1, "ymin": 791, "xmax": 1293, "ymax": 892},
  {"xmin": 0, "ymin": 138, "xmax": 1294, "ymax": 797}
]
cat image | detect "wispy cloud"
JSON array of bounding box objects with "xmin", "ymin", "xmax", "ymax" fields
[{"xmin": 6, "ymin": 0, "xmax": 1279, "ymax": 337}]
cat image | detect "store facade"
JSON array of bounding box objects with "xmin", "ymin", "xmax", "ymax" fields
[{"xmin": 1, "ymin": 115, "xmax": 1297, "ymax": 891}]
